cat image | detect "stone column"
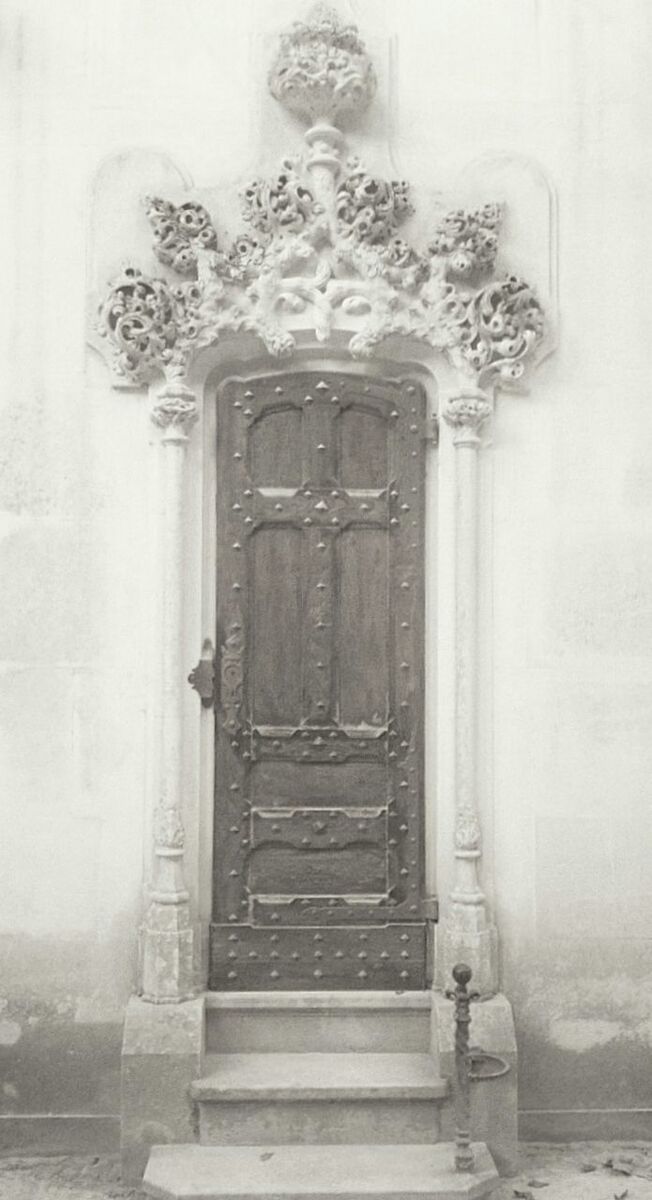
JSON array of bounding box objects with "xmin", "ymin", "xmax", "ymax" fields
[
  {"xmin": 438, "ymin": 386, "xmax": 498, "ymax": 998},
  {"xmin": 140, "ymin": 380, "xmax": 198, "ymax": 1003}
]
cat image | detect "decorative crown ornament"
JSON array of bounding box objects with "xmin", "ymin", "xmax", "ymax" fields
[
  {"xmin": 268, "ymin": 4, "xmax": 377, "ymax": 125},
  {"xmin": 95, "ymin": 8, "xmax": 546, "ymax": 391}
]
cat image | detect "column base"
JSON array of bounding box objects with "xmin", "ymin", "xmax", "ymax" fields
[
  {"xmin": 432, "ymin": 989, "xmax": 518, "ymax": 1176},
  {"xmin": 436, "ymin": 921, "xmax": 498, "ymax": 998},
  {"xmin": 140, "ymin": 901, "xmax": 195, "ymax": 1004},
  {"xmin": 121, "ymin": 994, "xmax": 205, "ymax": 1183}
]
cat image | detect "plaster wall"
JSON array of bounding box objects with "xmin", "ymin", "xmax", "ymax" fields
[{"xmin": 1, "ymin": 0, "xmax": 652, "ymax": 1143}]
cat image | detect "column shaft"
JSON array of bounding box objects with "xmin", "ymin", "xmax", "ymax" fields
[
  {"xmin": 437, "ymin": 388, "xmax": 498, "ymax": 997},
  {"xmin": 140, "ymin": 382, "xmax": 198, "ymax": 1003}
]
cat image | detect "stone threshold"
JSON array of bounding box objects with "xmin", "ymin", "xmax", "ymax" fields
[{"xmin": 204, "ymin": 990, "xmax": 432, "ymax": 1010}]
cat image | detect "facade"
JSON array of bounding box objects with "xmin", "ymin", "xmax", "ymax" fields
[{"xmin": 2, "ymin": 0, "xmax": 652, "ymax": 1189}]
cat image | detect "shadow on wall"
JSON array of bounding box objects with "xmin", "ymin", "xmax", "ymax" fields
[
  {"xmin": 505, "ymin": 940, "xmax": 652, "ymax": 1138},
  {"xmin": 0, "ymin": 909, "xmax": 139, "ymax": 1133}
]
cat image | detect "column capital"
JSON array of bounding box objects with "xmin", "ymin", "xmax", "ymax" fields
[
  {"xmin": 151, "ymin": 382, "xmax": 199, "ymax": 441},
  {"xmin": 443, "ymin": 388, "xmax": 493, "ymax": 445}
]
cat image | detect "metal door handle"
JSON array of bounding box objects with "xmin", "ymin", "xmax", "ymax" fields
[{"xmin": 188, "ymin": 639, "xmax": 216, "ymax": 707}]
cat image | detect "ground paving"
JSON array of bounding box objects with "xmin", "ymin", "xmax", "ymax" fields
[{"xmin": 0, "ymin": 1143, "xmax": 651, "ymax": 1200}]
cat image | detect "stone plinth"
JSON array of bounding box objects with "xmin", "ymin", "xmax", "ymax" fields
[
  {"xmin": 436, "ymin": 924, "xmax": 499, "ymax": 1001},
  {"xmin": 121, "ymin": 995, "xmax": 205, "ymax": 1183}
]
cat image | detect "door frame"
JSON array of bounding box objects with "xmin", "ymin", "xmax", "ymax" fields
[{"xmin": 187, "ymin": 339, "xmax": 449, "ymax": 989}]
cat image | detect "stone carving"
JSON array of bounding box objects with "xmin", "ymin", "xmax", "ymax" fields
[
  {"xmin": 268, "ymin": 4, "xmax": 376, "ymax": 125},
  {"xmin": 336, "ymin": 167, "xmax": 411, "ymax": 244},
  {"xmin": 428, "ymin": 204, "xmax": 501, "ymax": 278},
  {"xmin": 154, "ymin": 804, "xmax": 185, "ymax": 852},
  {"xmin": 97, "ymin": 267, "xmax": 203, "ymax": 385},
  {"xmin": 444, "ymin": 391, "xmax": 493, "ymax": 432},
  {"xmin": 241, "ymin": 165, "xmax": 319, "ymax": 237},
  {"xmin": 97, "ymin": 169, "xmax": 545, "ymax": 385},
  {"xmin": 151, "ymin": 383, "xmax": 199, "ymax": 432},
  {"xmin": 454, "ymin": 805, "xmax": 482, "ymax": 853},
  {"xmin": 145, "ymin": 195, "xmax": 218, "ymax": 273},
  {"xmin": 94, "ymin": 11, "xmax": 546, "ymax": 391},
  {"xmin": 453, "ymin": 275, "xmax": 545, "ymax": 385}
]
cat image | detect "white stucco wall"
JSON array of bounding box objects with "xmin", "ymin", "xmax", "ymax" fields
[{"xmin": 1, "ymin": 0, "xmax": 652, "ymax": 1138}]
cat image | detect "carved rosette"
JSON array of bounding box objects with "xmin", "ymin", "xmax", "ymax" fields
[{"xmin": 268, "ymin": 4, "xmax": 376, "ymax": 125}]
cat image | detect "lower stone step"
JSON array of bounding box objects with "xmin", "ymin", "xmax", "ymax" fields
[
  {"xmin": 192, "ymin": 1053, "xmax": 449, "ymax": 1145},
  {"xmin": 143, "ymin": 1142, "xmax": 499, "ymax": 1200}
]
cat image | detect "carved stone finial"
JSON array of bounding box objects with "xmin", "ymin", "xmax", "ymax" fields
[{"xmin": 268, "ymin": 5, "xmax": 376, "ymax": 126}]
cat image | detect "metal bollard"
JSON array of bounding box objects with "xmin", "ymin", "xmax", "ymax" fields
[{"xmin": 446, "ymin": 963, "xmax": 479, "ymax": 1172}]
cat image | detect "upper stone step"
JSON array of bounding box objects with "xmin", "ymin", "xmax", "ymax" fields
[
  {"xmin": 205, "ymin": 990, "xmax": 432, "ymax": 1054},
  {"xmin": 192, "ymin": 1053, "xmax": 448, "ymax": 1102},
  {"xmin": 143, "ymin": 1142, "xmax": 499, "ymax": 1200}
]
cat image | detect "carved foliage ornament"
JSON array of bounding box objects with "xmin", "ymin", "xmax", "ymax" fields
[
  {"xmin": 95, "ymin": 10, "xmax": 545, "ymax": 388},
  {"xmin": 268, "ymin": 3, "xmax": 377, "ymax": 124}
]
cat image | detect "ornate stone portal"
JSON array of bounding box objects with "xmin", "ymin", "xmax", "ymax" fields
[{"xmin": 93, "ymin": 4, "xmax": 547, "ymax": 1005}]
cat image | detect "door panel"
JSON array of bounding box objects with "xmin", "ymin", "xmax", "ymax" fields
[{"xmin": 210, "ymin": 371, "xmax": 429, "ymax": 990}]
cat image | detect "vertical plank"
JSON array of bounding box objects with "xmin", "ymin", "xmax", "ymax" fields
[
  {"xmin": 339, "ymin": 528, "xmax": 389, "ymax": 727},
  {"xmin": 251, "ymin": 526, "xmax": 303, "ymax": 726}
]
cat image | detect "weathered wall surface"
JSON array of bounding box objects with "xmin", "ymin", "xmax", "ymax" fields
[{"xmin": 1, "ymin": 0, "xmax": 651, "ymax": 1144}]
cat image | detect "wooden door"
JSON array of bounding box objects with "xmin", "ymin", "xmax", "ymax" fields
[{"xmin": 210, "ymin": 370, "xmax": 429, "ymax": 990}]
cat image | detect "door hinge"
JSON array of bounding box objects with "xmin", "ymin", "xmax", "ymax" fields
[
  {"xmin": 421, "ymin": 895, "xmax": 439, "ymax": 922},
  {"xmin": 188, "ymin": 639, "xmax": 216, "ymax": 708}
]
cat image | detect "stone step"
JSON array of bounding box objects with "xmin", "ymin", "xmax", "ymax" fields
[
  {"xmin": 143, "ymin": 1142, "xmax": 499, "ymax": 1200},
  {"xmin": 205, "ymin": 990, "xmax": 432, "ymax": 1054},
  {"xmin": 192, "ymin": 1053, "xmax": 448, "ymax": 1145}
]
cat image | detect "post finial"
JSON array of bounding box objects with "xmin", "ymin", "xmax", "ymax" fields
[{"xmin": 452, "ymin": 962, "xmax": 473, "ymax": 989}]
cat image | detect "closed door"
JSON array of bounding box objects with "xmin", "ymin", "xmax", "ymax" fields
[{"xmin": 210, "ymin": 370, "xmax": 429, "ymax": 990}]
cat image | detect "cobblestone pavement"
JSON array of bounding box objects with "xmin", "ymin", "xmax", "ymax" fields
[
  {"xmin": 0, "ymin": 1143, "xmax": 651, "ymax": 1199},
  {"xmin": 495, "ymin": 1144, "xmax": 652, "ymax": 1200}
]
